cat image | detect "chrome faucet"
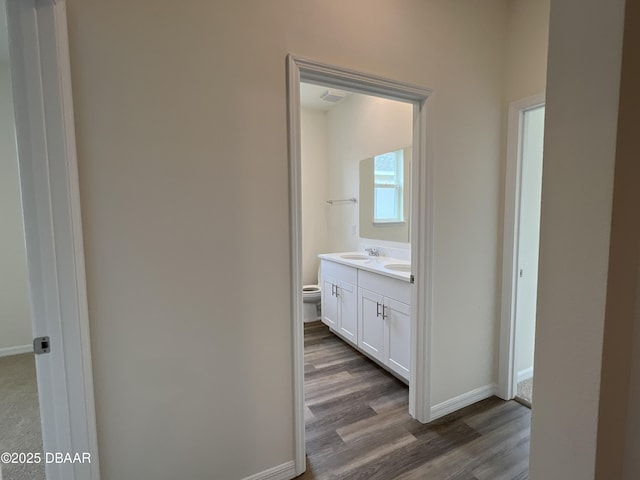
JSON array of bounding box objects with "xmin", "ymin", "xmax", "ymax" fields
[{"xmin": 365, "ymin": 247, "xmax": 381, "ymax": 257}]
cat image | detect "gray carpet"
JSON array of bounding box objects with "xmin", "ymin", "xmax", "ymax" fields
[
  {"xmin": 517, "ymin": 377, "xmax": 533, "ymax": 408},
  {"xmin": 0, "ymin": 353, "xmax": 45, "ymax": 480}
]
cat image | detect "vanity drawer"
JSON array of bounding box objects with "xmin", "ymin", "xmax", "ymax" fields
[
  {"xmin": 358, "ymin": 269, "xmax": 411, "ymax": 304},
  {"xmin": 321, "ymin": 259, "xmax": 358, "ymax": 285}
]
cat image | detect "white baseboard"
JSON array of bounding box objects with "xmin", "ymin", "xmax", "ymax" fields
[
  {"xmin": 430, "ymin": 383, "xmax": 497, "ymax": 421},
  {"xmin": 241, "ymin": 461, "xmax": 297, "ymax": 480},
  {"xmin": 0, "ymin": 344, "xmax": 33, "ymax": 357},
  {"xmin": 517, "ymin": 367, "xmax": 534, "ymax": 383}
]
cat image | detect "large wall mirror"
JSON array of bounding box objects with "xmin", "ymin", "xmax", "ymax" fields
[{"xmin": 359, "ymin": 146, "xmax": 412, "ymax": 243}]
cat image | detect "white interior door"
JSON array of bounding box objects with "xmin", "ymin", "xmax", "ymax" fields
[{"xmin": 514, "ymin": 105, "xmax": 545, "ymax": 388}]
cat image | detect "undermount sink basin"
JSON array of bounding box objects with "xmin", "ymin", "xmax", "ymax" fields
[
  {"xmin": 384, "ymin": 263, "xmax": 411, "ymax": 272},
  {"xmin": 340, "ymin": 254, "xmax": 369, "ymax": 260}
]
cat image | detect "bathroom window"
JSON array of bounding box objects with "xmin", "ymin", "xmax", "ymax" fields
[{"xmin": 374, "ymin": 149, "xmax": 404, "ymax": 223}]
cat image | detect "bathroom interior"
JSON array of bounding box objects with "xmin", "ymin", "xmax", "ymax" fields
[
  {"xmin": 299, "ymin": 80, "xmax": 415, "ymax": 403},
  {"xmin": 298, "ymin": 79, "xmax": 541, "ymax": 477}
]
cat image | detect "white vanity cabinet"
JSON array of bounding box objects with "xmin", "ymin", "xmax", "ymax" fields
[
  {"xmin": 320, "ymin": 260, "xmax": 358, "ymax": 346},
  {"xmin": 318, "ymin": 253, "xmax": 412, "ymax": 382},
  {"xmin": 358, "ymin": 270, "xmax": 411, "ymax": 380}
]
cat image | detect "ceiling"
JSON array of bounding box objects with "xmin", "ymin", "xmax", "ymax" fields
[
  {"xmin": 0, "ymin": 0, "xmax": 8, "ymax": 64},
  {"xmin": 300, "ymin": 82, "xmax": 351, "ymax": 111}
]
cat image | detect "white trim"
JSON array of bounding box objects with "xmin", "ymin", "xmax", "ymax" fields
[
  {"xmin": 240, "ymin": 462, "xmax": 297, "ymax": 480},
  {"xmin": 0, "ymin": 345, "xmax": 34, "ymax": 357},
  {"xmin": 292, "ymin": 56, "xmax": 433, "ymax": 102},
  {"xmin": 286, "ymin": 55, "xmax": 306, "ymax": 477},
  {"xmin": 287, "ymin": 54, "xmax": 434, "ymax": 475},
  {"xmin": 517, "ymin": 366, "xmax": 534, "ymax": 384},
  {"xmin": 498, "ymin": 93, "xmax": 545, "ymax": 401},
  {"xmin": 7, "ymin": 1, "xmax": 100, "ymax": 479},
  {"xmin": 409, "ymin": 88, "xmax": 435, "ymax": 422},
  {"xmin": 430, "ymin": 384, "xmax": 498, "ymax": 420}
]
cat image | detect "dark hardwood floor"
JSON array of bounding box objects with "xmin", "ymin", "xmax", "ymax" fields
[{"xmin": 298, "ymin": 321, "xmax": 530, "ymax": 480}]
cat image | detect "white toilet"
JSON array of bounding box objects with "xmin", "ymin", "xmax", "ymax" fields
[{"xmin": 302, "ymin": 267, "xmax": 322, "ymax": 322}]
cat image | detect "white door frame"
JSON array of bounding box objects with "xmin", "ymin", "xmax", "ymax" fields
[
  {"xmin": 6, "ymin": 0, "xmax": 100, "ymax": 479},
  {"xmin": 498, "ymin": 93, "xmax": 545, "ymax": 401},
  {"xmin": 286, "ymin": 55, "xmax": 434, "ymax": 475}
]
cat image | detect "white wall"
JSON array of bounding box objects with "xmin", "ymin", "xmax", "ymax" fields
[
  {"xmin": 528, "ymin": 0, "xmax": 626, "ymax": 477},
  {"xmin": 301, "ymin": 107, "xmax": 329, "ymax": 286},
  {"xmin": 505, "ymin": 0, "xmax": 550, "ymax": 103},
  {"xmin": 0, "ymin": 62, "xmax": 32, "ymax": 351},
  {"xmin": 326, "ymin": 93, "xmax": 413, "ymax": 252},
  {"xmin": 65, "ymin": 0, "xmax": 509, "ymax": 478}
]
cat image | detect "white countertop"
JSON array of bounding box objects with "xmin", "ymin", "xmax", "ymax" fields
[{"xmin": 318, "ymin": 252, "xmax": 412, "ymax": 282}]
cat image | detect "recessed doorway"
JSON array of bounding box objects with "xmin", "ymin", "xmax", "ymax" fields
[
  {"xmin": 499, "ymin": 93, "xmax": 546, "ymax": 406},
  {"xmin": 287, "ymin": 55, "xmax": 434, "ymax": 475},
  {"xmin": 0, "ymin": 28, "xmax": 45, "ymax": 478},
  {"xmin": 298, "ymin": 80, "xmax": 415, "ymax": 476},
  {"xmin": 3, "ymin": 1, "xmax": 101, "ymax": 478}
]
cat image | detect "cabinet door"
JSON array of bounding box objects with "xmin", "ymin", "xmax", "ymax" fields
[
  {"xmin": 337, "ymin": 280, "xmax": 357, "ymax": 346},
  {"xmin": 358, "ymin": 287, "xmax": 386, "ymax": 363},
  {"xmin": 386, "ymin": 298, "xmax": 411, "ymax": 379},
  {"xmin": 322, "ymin": 276, "xmax": 338, "ymax": 329}
]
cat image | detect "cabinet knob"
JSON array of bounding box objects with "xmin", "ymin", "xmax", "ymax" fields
[
  {"xmin": 376, "ymin": 302, "xmax": 381, "ymax": 317},
  {"xmin": 382, "ymin": 305, "xmax": 388, "ymax": 319}
]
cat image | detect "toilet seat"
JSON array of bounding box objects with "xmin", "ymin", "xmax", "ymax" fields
[{"xmin": 302, "ymin": 284, "xmax": 321, "ymax": 297}]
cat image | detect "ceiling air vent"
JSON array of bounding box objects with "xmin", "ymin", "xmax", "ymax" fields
[{"xmin": 320, "ymin": 89, "xmax": 348, "ymax": 103}]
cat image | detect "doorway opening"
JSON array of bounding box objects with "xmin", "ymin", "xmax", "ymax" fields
[
  {"xmin": 0, "ymin": 22, "xmax": 44, "ymax": 478},
  {"xmin": 299, "ymin": 82, "xmax": 414, "ymax": 476},
  {"xmin": 287, "ymin": 55, "xmax": 434, "ymax": 475},
  {"xmin": 3, "ymin": 1, "xmax": 100, "ymax": 478},
  {"xmin": 498, "ymin": 93, "xmax": 546, "ymax": 407}
]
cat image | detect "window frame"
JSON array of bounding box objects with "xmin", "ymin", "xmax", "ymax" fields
[{"xmin": 373, "ymin": 149, "xmax": 405, "ymax": 224}]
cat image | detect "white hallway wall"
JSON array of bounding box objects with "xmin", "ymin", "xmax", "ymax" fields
[
  {"xmin": 529, "ymin": 0, "xmax": 627, "ymax": 477},
  {"xmin": 0, "ymin": 62, "xmax": 31, "ymax": 352},
  {"xmin": 62, "ymin": 0, "xmax": 640, "ymax": 478},
  {"xmin": 66, "ymin": 0, "xmax": 509, "ymax": 478}
]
